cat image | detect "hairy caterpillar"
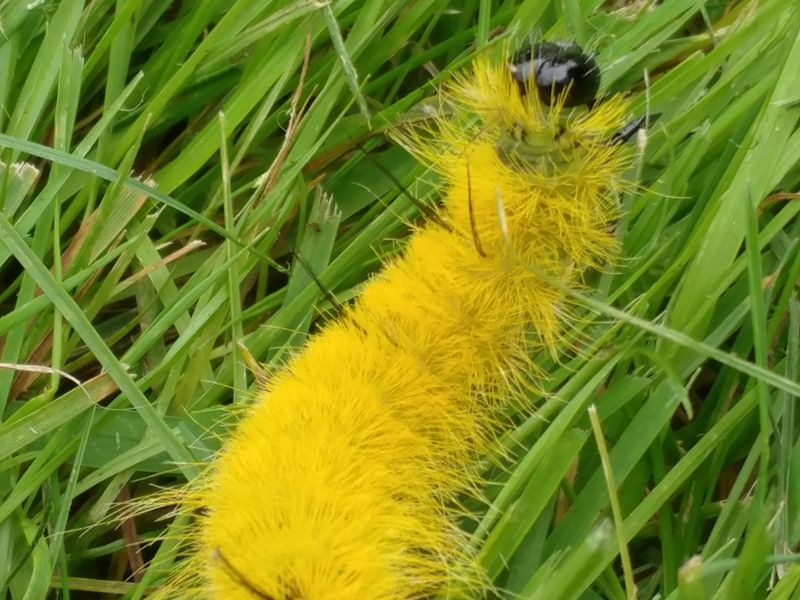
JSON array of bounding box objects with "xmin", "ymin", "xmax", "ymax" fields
[{"xmin": 164, "ymin": 39, "xmax": 638, "ymax": 600}]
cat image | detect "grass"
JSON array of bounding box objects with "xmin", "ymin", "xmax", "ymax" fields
[{"xmin": 0, "ymin": 0, "xmax": 799, "ymax": 598}]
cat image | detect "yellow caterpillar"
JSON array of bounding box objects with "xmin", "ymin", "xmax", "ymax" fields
[{"xmin": 164, "ymin": 40, "xmax": 637, "ymax": 600}]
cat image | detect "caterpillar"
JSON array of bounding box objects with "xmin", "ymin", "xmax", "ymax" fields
[{"xmin": 164, "ymin": 39, "xmax": 638, "ymax": 600}]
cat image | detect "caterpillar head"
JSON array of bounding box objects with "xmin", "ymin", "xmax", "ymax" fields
[{"xmin": 509, "ymin": 40, "xmax": 601, "ymax": 109}]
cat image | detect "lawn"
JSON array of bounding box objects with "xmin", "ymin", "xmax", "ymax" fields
[{"xmin": 1, "ymin": 1, "xmax": 799, "ymax": 599}]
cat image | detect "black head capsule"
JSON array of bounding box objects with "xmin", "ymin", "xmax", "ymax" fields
[{"xmin": 510, "ymin": 40, "xmax": 600, "ymax": 108}]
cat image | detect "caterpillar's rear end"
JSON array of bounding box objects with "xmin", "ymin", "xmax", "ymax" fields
[{"xmin": 168, "ymin": 40, "xmax": 636, "ymax": 600}]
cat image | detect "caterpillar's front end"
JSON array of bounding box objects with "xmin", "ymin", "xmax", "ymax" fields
[{"xmin": 409, "ymin": 40, "xmax": 636, "ymax": 280}]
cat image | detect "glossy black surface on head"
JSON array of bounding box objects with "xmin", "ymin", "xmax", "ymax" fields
[{"xmin": 510, "ymin": 40, "xmax": 600, "ymax": 108}]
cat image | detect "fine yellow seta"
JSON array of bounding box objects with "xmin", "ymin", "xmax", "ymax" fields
[{"xmin": 162, "ymin": 39, "xmax": 640, "ymax": 600}]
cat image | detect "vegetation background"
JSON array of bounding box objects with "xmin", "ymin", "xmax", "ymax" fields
[{"xmin": 0, "ymin": 0, "xmax": 799, "ymax": 598}]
